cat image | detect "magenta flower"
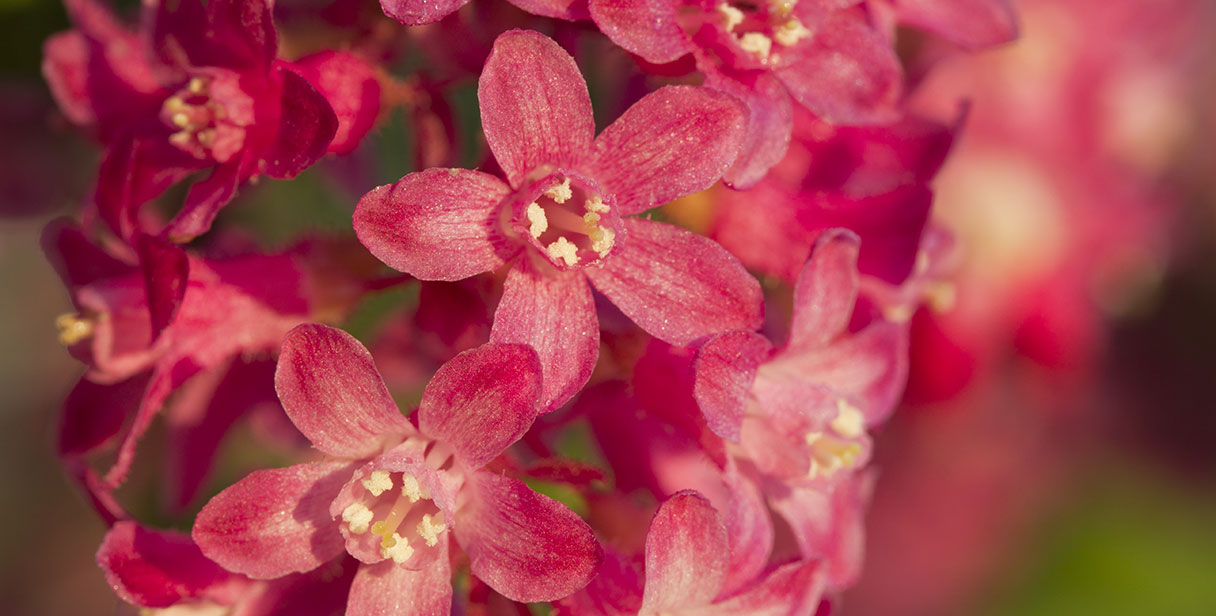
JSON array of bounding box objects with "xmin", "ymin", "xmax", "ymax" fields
[
  {"xmin": 41, "ymin": 0, "xmax": 377, "ymax": 242},
  {"xmin": 381, "ymin": 0, "xmax": 589, "ymax": 25},
  {"xmin": 588, "ymin": 0, "xmax": 904, "ymax": 186},
  {"xmin": 870, "ymin": 0, "xmax": 1019, "ymax": 50},
  {"xmin": 355, "ymin": 30, "xmax": 762, "ymax": 413},
  {"xmin": 193, "ymin": 324, "xmax": 602, "ymax": 611}
]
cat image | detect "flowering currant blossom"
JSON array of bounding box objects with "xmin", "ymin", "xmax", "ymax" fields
[
  {"xmin": 355, "ymin": 30, "xmax": 763, "ymax": 413},
  {"xmin": 193, "ymin": 324, "xmax": 602, "ymax": 613},
  {"xmin": 868, "ymin": 0, "xmax": 1018, "ymax": 50},
  {"xmin": 42, "ymin": 0, "xmax": 378, "ymax": 243},
  {"xmin": 381, "ymin": 0, "xmax": 588, "ymax": 25},
  {"xmin": 588, "ymin": 0, "xmax": 904, "ymax": 187}
]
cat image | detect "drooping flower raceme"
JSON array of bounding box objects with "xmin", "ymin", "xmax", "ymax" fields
[
  {"xmin": 193, "ymin": 324, "xmax": 602, "ymax": 613},
  {"xmin": 355, "ymin": 29, "xmax": 763, "ymax": 414}
]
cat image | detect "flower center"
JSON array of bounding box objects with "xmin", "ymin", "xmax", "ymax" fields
[
  {"xmin": 159, "ymin": 75, "xmax": 247, "ymax": 162},
  {"xmin": 803, "ymin": 399, "xmax": 866, "ymax": 479},
  {"xmin": 690, "ymin": 0, "xmax": 813, "ymax": 66},
  {"xmin": 55, "ymin": 313, "xmax": 95, "ymax": 346},
  {"xmin": 512, "ymin": 173, "xmax": 620, "ymax": 270},
  {"xmin": 340, "ymin": 470, "xmax": 448, "ymax": 564}
]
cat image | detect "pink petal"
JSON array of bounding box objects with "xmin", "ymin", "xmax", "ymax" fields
[
  {"xmin": 353, "ymin": 168, "xmax": 513, "ymax": 281},
  {"xmin": 478, "ymin": 30, "xmax": 595, "ymax": 189},
  {"xmin": 347, "ymin": 557, "xmax": 452, "ymax": 616},
  {"xmin": 640, "ymin": 491, "xmax": 729, "ymax": 613},
  {"xmin": 768, "ymin": 475, "xmax": 874, "ymax": 590},
  {"xmin": 585, "ymin": 85, "xmax": 747, "ymax": 216},
  {"xmin": 104, "ymin": 362, "xmax": 203, "ymax": 488},
  {"xmin": 162, "ymin": 160, "xmax": 246, "ymax": 243},
  {"xmin": 134, "ymin": 232, "xmax": 189, "ymax": 338},
  {"xmin": 42, "ymin": 32, "xmax": 96, "ymax": 127},
  {"xmin": 588, "ymin": 0, "xmax": 691, "ymax": 64},
  {"xmin": 263, "ymin": 64, "xmax": 339, "ymax": 179},
  {"xmin": 380, "ymin": 0, "xmax": 470, "ymax": 26},
  {"xmin": 720, "ymin": 471, "xmax": 774, "ymax": 598},
  {"xmin": 705, "ymin": 560, "xmax": 825, "ymax": 615},
  {"xmin": 787, "ymin": 230, "xmax": 860, "ymax": 352},
  {"xmin": 231, "ymin": 557, "xmax": 357, "ymax": 616},
  {"xmin": 693, "ymin": 331, "xmax": 772, "ymax": 442},
  {"xmin": 557, "ymin": 548, "xmax": 644, "ymax": 615},
  {"xmin": 96, "ymin": 135, "xmax": 200, "ymax": 241},
  {"xmin": 58, "ymin": 373, "xmax": 149, "ymax": 458},
  {"xmin": 706, "ymin": 71, "xmax": 794, "ymax": 189},
  {"xmin": 774, "ymin": 11, "xmax": 903, "ymax": 125},
  {"xmin": 292, "ymin": 50, "xmax": 382, "ymax": 155},
  {"xmin": 194, "ymin": 461, "xmax": 354, "ymax": 579},
  {"xmin": 506, "ymin": 0, "xmax": 590, "ymax": 20},
  {"xmin": 490, "ymin": 260, "xmax": 598, "ymax": 413},
  {"xmin": 150, "ymin": 0, "xmax": 277, "ymax": 71},
  {"xmin": 895, "ymin": 0, "xmax": 1018, "ymax": 49},
  {"xmin": 418, "ymin": 342, "xmax": 542, "ymax": 470},
  {"xmin": 585, "ymin": 218, "xmax": 763, "ymax": 346},
  {"xmin": 801, "ymin": 186, "xmax": 934, "ymax": 285},
  {"xmin": 275, "ymin": 324, "xmax": 413, "ymax": 459},
  {"xmin": 455, "ymin": 472, "xmax": 602, "ymax": 602},
  {"xmin": 97, "ymin": 521, "xmax": 244, "ymax": 608}
]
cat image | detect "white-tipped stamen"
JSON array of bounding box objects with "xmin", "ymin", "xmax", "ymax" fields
[
  {"xmin": 739, "ymin": 33, "xmax": 773, "ymax": 61},
  {"xmin": 585, "ymin": 196, "xmax": 609, "ymax": 214},
  {"xmin": 341, "ymin": 502, "xmax": 374, "ymax": 534},
  {"xmin": 773, "ymin": 18, "xmax": 811, "ymax": 47},
  {"xmin": 400, "ymin": 473, "xmax": 425, "ymax": 503},
  {"xmin": 361, "ymin": 470, "xmax": 393, "ymax": 497},
  {"xmin": 830, "ymin": 399, "xmax": 865, "ymax": 439},
  {"xmin": 545, "ymin": 178, "xmax": 573, "ymax": 203},
  {"xmin": 546, "ymin": 237, "xmax": 580, "ymax": 266},
  {"xmin": 416, "ymin": 513, "xmax": 447, "ymax": 547},
  {"xmin": 526, "ymin": 202, "xmax": 549, "ymax": 238},
  {"xmin": 380, "ymin": 532, "xmax": 414, "ymax": 563},
  {"xmin": 718, "ymin": 3, "xmax": 744, "ymax": 31},
  {"xmin": 55, "ymin": 313, "xmax": 94, "ymax": 346}
]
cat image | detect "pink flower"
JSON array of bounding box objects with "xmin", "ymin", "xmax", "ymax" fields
[
  {"xmin": 381, "ymin": 0, "xmax": 589, "ymax": 25},
  {"xmin": 355, "ymin": 29, "xmax": 762, "ymax": 413},
  {"xmin": 193, "ymin": 324, "xmax": 602, "ymax": 611},
  {"xmin": 588, "ymin": 1, "xmax": 904, "ymax": 186},
  {"xmin": 42, "ymin": 0, "xmax": 377, "ymax": 242},
  {"xmin": 869, "ymin": 0, "xmax": 1019, "ymax": 50}
]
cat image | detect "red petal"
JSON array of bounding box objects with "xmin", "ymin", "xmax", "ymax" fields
[
  {"xmin": 705, "ymin": 560, "xmax": 825, "ymax": 615},
  {"xmin": 40, "ymin": 218, "xmax": 131, "ymax": 288},
  {"xmin": 97, "ymin": 521, "xmax": 244, "ymax": 608},
  {"xmin": 455, "ymin": 472, "xmax": 602, "ymax": 602},
  {"xmin": 588, "ymin": 0, "xmax": 691, "ymax": 64},
  {"xmin": 585, "ymin": 85, "xmax": 746, "ymax": 216},
  {"xmin": 895, "ymin": 0, "xmax": 1018, "ymax": 49},
  {"xmin": 707, "ymin": 71, "xmax": 794, "ymax": 189},
  {"xmin": 162, "ymin": 160, "xmax": 246, "ymax": 243},
  {"xmin": 694, "ymin": 331, "xmax": 772, "ymax": 442},
  {"xmin": 292, "ymin": 50, "xmax": 382, "ymax": 155},
  {"xmin": 490, "ymin": 261, "xmax": 598, "ymax": 413},
  {"xmin": 640, "ymin": 491, "xmax": 729, "ymax": 612},
  {"xmin": 276, "ymin": 324, "xmax": 413, "ymax": 459},
  {"xmin": 380, "ymin": 0, "xmax": 470, "ymax": 26},
  {"xmin": 353, "ymin": 169, "xmax": 513, "ymax": 281},
  {"xmin": 787, "ymin": 230, "xmax": 861, "ymax": 352},
  {"xmin": 58, "ymin": 373, "xmax": 150, "ymax": 458},
  {"xmin": 151, "ymin": 0, "xmax": 278, "ymax": 71},
  {"xmin": 585, "ymin": 218, "xmax": 763, "ymax": 346},
  {"xmin": 194, "ymin": 461, "xmax": 353, "ymax": 579},
  {"xmin": 478, "ymin": 30, "xmax": 594, "ymax": 188},
  {"xmin": 419, "ymin": 342, "xmax": 542, "ymax": 470},
  {"xmin": 347, "ymin": 557, "xmax": 453, "ymax": 616},
  {"xmin": 263, "ymin": 64, "xmax": 339, "ymax": 179},
  {"xmin": 506, "ymin": 0, "xmax": 590, "ymax": 20},
  {"xmin": 95, "ymin": 136, "xmax": 201, "ymax": 241},
  {"xmin": 135, "ymin": 232, "xmax": 189, "ymax": 339}
]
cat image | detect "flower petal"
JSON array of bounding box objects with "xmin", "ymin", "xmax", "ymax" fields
[
  {"xmin": 275, "ymin": 324, "xmax": 413, "ymax": 459},
  {"xmin": 135, "ymin": 232, "xmax": 189, "ymax": 339},
  {"xmin": 585, "ymin": 218, "xmax": 763, "ymax": 346},
  {"xmin": 478, "ymin": 30, "xmax": 595, "ymax": 188},
  {"xmin": 380, "ymin": 0, "xmax": 470, "ymax": 26},
  {"xmin": 895, "ymin": 0, "xmax": 1018, "ymax": 50},
  {"xmin": 162, "ymin": 160, "xmax": 246, "ymax": 243},
  {"xmin": 506, "ymin": 0, "xmax": 590, "ymax": 20},
  {"xmin": 720, "ymin": 472, "xmax": 774, "ymax": 598},
  {"xmin": 353, "ymin": 168, "xmax": 513, "ymax": 281},
  {"xmin": 292, "ymin": 50, "xmax": 382, "ymax": 155},
  {"xmin": 704, "ymin": 559, "xmax": 825, "ymax": 616},
  {"xmin": 707, "ymin": 71, "xmax": 794, "ymax": 189},
  {"xmin": 193, "ymin": 460, "xmax": 354, "ymax": 579},
  {"xmin": 693, "ymin": 331, "xmax": 772, "ymax": 442},
  {"xmin": 787, "ymin": 230, "xmax": 861, "ymax": 352},
  {"xmin": 585, "ymin": 85, "xmax": 746, "ymax": 216},
  {"xmin": 588, "ymin": 0, "xmax": 691, "ymax": 64},
  {"xmin": 455, "ymin": 472, "xmax": 602, "ymax": 602},
  {"xmin": 768, "ymin": 474, "xmax": 874, "ymax": 590},
  {"xmin": 491, "ymin": 260, "xmax": 598, "ymax": 413},
  {"xmin": 263, "ymin": 63, "xmax": 339, "ymax": 180},
  {"xmin": 58, "ymin": 373, "xmax": 149, "ymax": 458},
  {"xmin": 347, "ymin": 556, "xmax": 453, "ymax": 616},
  {"xmin": 640, "ymin": 491, "xmax": 729, "ymax": 613},
  {"xmin": 97, "ymin": 521, "xmax": 244, "ymax": 608},
  {"xmin": 418, "ymin": 342, "xmax": 542, "ymax": 470}
]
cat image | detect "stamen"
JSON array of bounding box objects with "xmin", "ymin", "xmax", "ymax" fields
[
  {"xmin": 588, "ymin": 227, "xmax": 616, "ymax": 257},
  {"xmin": 718, "ymin": 3, "xmax": 744, "ymax": 31},
  {"xmin": 773, "ymin": 18, "xmax": 811, "ymax": 47},
  {"xmin": 770, "ymin": 0, "xmax": 798, "ymax": 18},
  {"xmin": 526, "ymin": 202, "xmax": 549, "ymax": 238},
  {"xmin": 362, "ymin": 470, "xmax": 393, "ymax": 497},
  {"xmin": 546, "ymin": 237, "xmax": 580, "ymax": 266},
  {"xmin": 380, "ymin": 532, "xmax": 414, "ymax": 563},
  {"xmin": 545, "ymin": 178, "xmax": 573, "ymax": 204},
  {"xmin": 416, "ymin": 513, "xmax": 447, "ymax": 547},
  {"xmin": 171, "ymin": 112, "xmax": 191, "ymax": 128},
  {"xmin": 370, "ymin": 485, "xmax": 418, "ymax": 542},
  {"xmin": 187, "ymin": 76, "xmax": 207, "ymax": 95},
  {"xmin": 739, "ymin": 33, "xmax": 774, "ymax": 61},
  {"xmin": 341, "ymin": 502, "xmax": 374, "ymax": 534},
  {"xmin": 585, "ymin": 196, "xmax": 609, "ymax": 214},
  {"xmin": 400, "ymin": 473, "xmax": 426, "ymax": 503},
  {"xmin": 830, "ymin": 399, "xmax": 865, "ymax": 439},
  {"xmin": 804, "ymin": 432, "xmax": 863, "ymax": 479},
  {"xmin": 55, "ymin": 313, "xmax": 94, "ymax": 346}
]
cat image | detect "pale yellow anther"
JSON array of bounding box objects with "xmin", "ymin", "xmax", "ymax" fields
[
  {"xmin": 718, "ymin": 3, "xmax": 744, "ymax": 31},
  {"xmin": 380, "ymin": 532, "xmax": 414, "ymax": 564},
  {"xmin": 55, "ymin": 313, "xmax": 94, "ymax": 346},
  {"xmin": 164, "ymin": 96, "xmax": 186, "ymax": 113},
  {"xmin": 585, "ymin": 196, "xmax": 609, "ymax": 214},
  {"xmin": 362, "ymin": 470, "xmax": 393, "ymax": 497},
  {"xmin": 526, "ymin": 202, "xmax": 549, "ymax": 238},
  {"xmin": 196, "ymin": 129, "xmax": 216, "ymax": 148},
  {"xmin": 770, "ymin": 0, "xmax": 798, "ymax": 18},
  {"xmin": 400, "ymin": 473, "xmax": 425, "ymax": 503},
  {"xmin": 773, "ymin": 18, "xmax": 811, "ymax": 47},
  {"xmin": 589, "ymin": 227, "xmax": 616, "ymax": 257},
  {"xmin": 545, "ymin": 178, "xmax": 573, "ymax": 204},
  {"xmin": 883, "ymin": 303, "xmax": 915, "ymax": 324},
  {"xmin": 804, "ymin": 432, "xmax": 863, "ymax": 479},
  {"xmin": 914, "ymin": 250, "xmax": 931, "ymax": 276},
  {"xmin": 739, "ymin": 33, "xmax": 773, "ymax": 61},
  {"xmin": 546, "ymin": 237, "xmax": 580, "ymax": 266},
  {"xmin": 341, "ymin": 502, "xmax": 374, "ymax": 534},
  {"xmin": 583, "ymin": 211, "xmax": 601, "ymax": 225},
  {"xmin": 416, "ymin": 513, "xmax": 447, "ymax": 547},
  {"xmin": 172, "ymin": 112, "xmax": 191, "ymax": 128},
  {"xmin": 188, "ymin": 77, "xmax": 207, "ymax": 95},
  {"xmin": 830, "ymin": 399, "xmax": 865, "ymax": 439},
  {"xmin": 169, "ymin": 131, "xmax": 192, "ymax": 149},
  {"xmin": 926, "ymin": 282, "xmax": 957, "ymax": 313}
]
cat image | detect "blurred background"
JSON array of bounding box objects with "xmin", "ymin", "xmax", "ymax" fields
[{"xmin": 2, "ymin": 0, "xmax": 1214, "ymax": 614}]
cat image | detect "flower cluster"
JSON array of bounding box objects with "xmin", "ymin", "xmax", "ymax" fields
[{"xmin": 40, "ymin": 0, "xmax": 1027, "ymax": 613}]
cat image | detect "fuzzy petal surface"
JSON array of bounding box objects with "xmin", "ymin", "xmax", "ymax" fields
[
  {"xmin": 704, "ymin": 560, "xmax": 825, "ymax": 616},
  {"xmin": 491, "ymin": 260, "xmax": 598, "ymax": 414},
  {"xmin": 418, "ymin": 342, "xmax": 542, "ymax": 470},
  {"xmin": 455, "ymin": 472, "xmax": 602, "ymax": 602},
  {"xmin": 381, "ymin": 0, "xmax": 470, "ymax": 26},
  {"xmin": 97, "ymin": 521, "xmax": 242, "ymax": 608},
  {"xmin": 585, "ymin": 218, "xmax": 763, "ymax": 346},
  {"xmin": 589, "ymin": 0, "xmax": 691, "ymax": 64},
  {"xmin": 276, "ymin": 324, "xmax": 413, "ymax": 459},
  {"xmin": 694, "ymin": 331, "xmax": 772, "ymax": 442},
  {"xmin": 640, "ymin": 491, "xmax": 729, "ymax": 613},
  {"xmin": 586, "ymin": 85, "xmax": 746, "ymax": 216},
  {"xmin": 346, "ymin": 546, "xmax": 452, "ymax": 616},
  {"xmin": 263, "ymin": 64, "xmax": 339, "ymax": 179},
  {"xmin": 787, "ymin": 230, "xmax": 861, "ymax": 352},
  {"xmin": 194, "ymin": 460, "xmax": 354, "ymax": 579},
  {"xmin": 708, "ymin": 71, "xmax": 794, "ymax": 189},
  {"xmin": 293, "ymin": 50, "xmax": 382, "ymax": 155},
  {"xmin": 353, "ymin": 168, "xmax": 512, "ymax": 281},
  {"xmin": 478, "ymin": 30, "xmax": 595, "ymax": 188}
]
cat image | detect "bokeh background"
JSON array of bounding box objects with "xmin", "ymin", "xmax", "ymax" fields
[{"xmin": 2, "ymin": 0, "xmax": 1214, "ymax": 614}]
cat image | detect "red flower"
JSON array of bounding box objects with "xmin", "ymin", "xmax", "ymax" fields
[{"xmin": 355, "ymin": 30, "xmax": 763, "ymax": 413}]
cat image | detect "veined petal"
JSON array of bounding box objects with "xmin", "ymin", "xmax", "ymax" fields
[
  {"xmin": 276, "ymin": 324, "xmax": 413, "ymax": 459},
  {"xmin": 478, "ymin": 30, "xmax": 595, "ymax": 189},
  {"xmin": 418, "ymin": 342, "xmax": 542, "ymax": 470},
  {"xmin": 706, "ymin": 71, "xmax": 794, "ymax": 190},
  {"xmin": 347, "ymin": 556, "xmax": 453, "ymax": 616},
  {"xmin": 353, "ymin": 168, "xmax": 512, "ymax": 281},
  {"xmin": 586, "ymin": 85, "xmax": 746, "ymax": 216},
  {"xmin": 97, "ymin": 521, "xmax": 243, "ymax": 608},
  {"xmin": 787, "ymin": 230, "xmax": 861, "ymax": 352},
  {"xmin": 585, "ymin": 218, "xmax": 763, "ymax": 346},
  {"xmin": 491, "ymin": 260, "xmax": 598, "ymax": 414},
  {"xmin": 589, "ymin": 0, "xmax": 691, "ymax": 64},
  {"xmin": 193, "ymin": 461, "xmax": 355, "ymax": 580},
  {"xmin": 721, "ymin": 471, "xmax": 774, "ymax": 598},
  {"xmin": 694, "ymin": 331, "xmax": 772, "ymax": 442},
  {"xmin": 640, "ymin": 491, "xmax": 729, "ymax": 613},
  {"xmin": 380, "ymin": 0, "xmax": 470, "ymax": 26},
  {"xmin": 704, "ymin": 560, "xmax": 825, "ymax": 616},
  {"xmin": 292, "ymin": 50, "xmax": 382, "ymax": 155},
  {"xmin": 455, "ymin": 472, "xmax": 602, "ymax": 602},
  {"xmin": 263, "ymin": 63, "xmax": 339, "ymax": 180}
]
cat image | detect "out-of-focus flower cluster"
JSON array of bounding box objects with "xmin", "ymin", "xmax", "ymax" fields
[{"xmin": 33, "ymin": 0, "xmax": 1205, "ymax": 614}]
